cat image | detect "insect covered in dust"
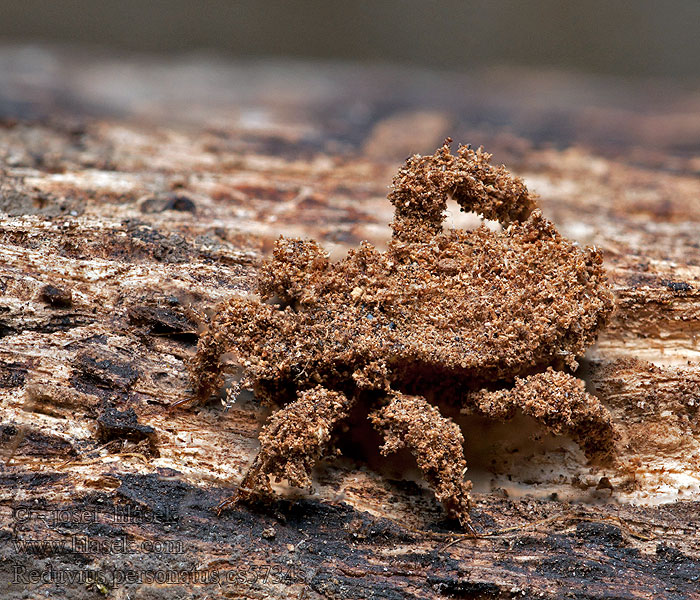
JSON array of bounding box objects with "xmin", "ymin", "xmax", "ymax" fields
[{"xmin": 181, "ymin": 139, "xmax": 618, "ymax": 529}]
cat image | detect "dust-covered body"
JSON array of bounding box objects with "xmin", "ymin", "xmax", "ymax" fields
[{"xmin": 186, "ymin": 141, "xmax": 617, "ymax": 528}]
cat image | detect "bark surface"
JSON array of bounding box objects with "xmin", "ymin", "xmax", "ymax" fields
[{"xmin": 1, "ymin": 46, "xmax": 700, "ymax": 599}]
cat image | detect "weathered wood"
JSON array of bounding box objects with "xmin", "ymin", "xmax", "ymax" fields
[{"xmin": 1, "ymin": 45, "xmax": 700, "ymax": 599}]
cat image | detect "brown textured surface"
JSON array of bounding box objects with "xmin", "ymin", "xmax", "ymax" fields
[{"xmin": 1, "ymin": 46, "xmax": 700, "ymax": 599}]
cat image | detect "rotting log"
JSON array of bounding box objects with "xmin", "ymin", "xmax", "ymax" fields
[{"xmin": 1, "ymin": 45, "xmax": 700, "ymax": 599}]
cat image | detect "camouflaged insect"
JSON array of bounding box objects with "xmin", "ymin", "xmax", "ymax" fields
[{"xmin": 183, "ymin": 140, "xmax": 618, "ymax": 528}]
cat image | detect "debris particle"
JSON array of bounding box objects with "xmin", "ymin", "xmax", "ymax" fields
[
  {"xmin": 661, "ymin": 280, "xmax": 693, "ymax": 293},
  {"xmin": 39, "ymin": 284, "xmax": 73, "ymax": 307}
]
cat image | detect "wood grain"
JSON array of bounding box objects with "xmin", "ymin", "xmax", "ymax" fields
[{"xmin": 1, "ymin": 46, "xmax": 699, "ymax": 599}]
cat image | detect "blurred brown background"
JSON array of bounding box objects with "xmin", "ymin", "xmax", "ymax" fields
[{"xmin": 1, "ymin": 0, "xmax": 698, "ymax": 79}]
